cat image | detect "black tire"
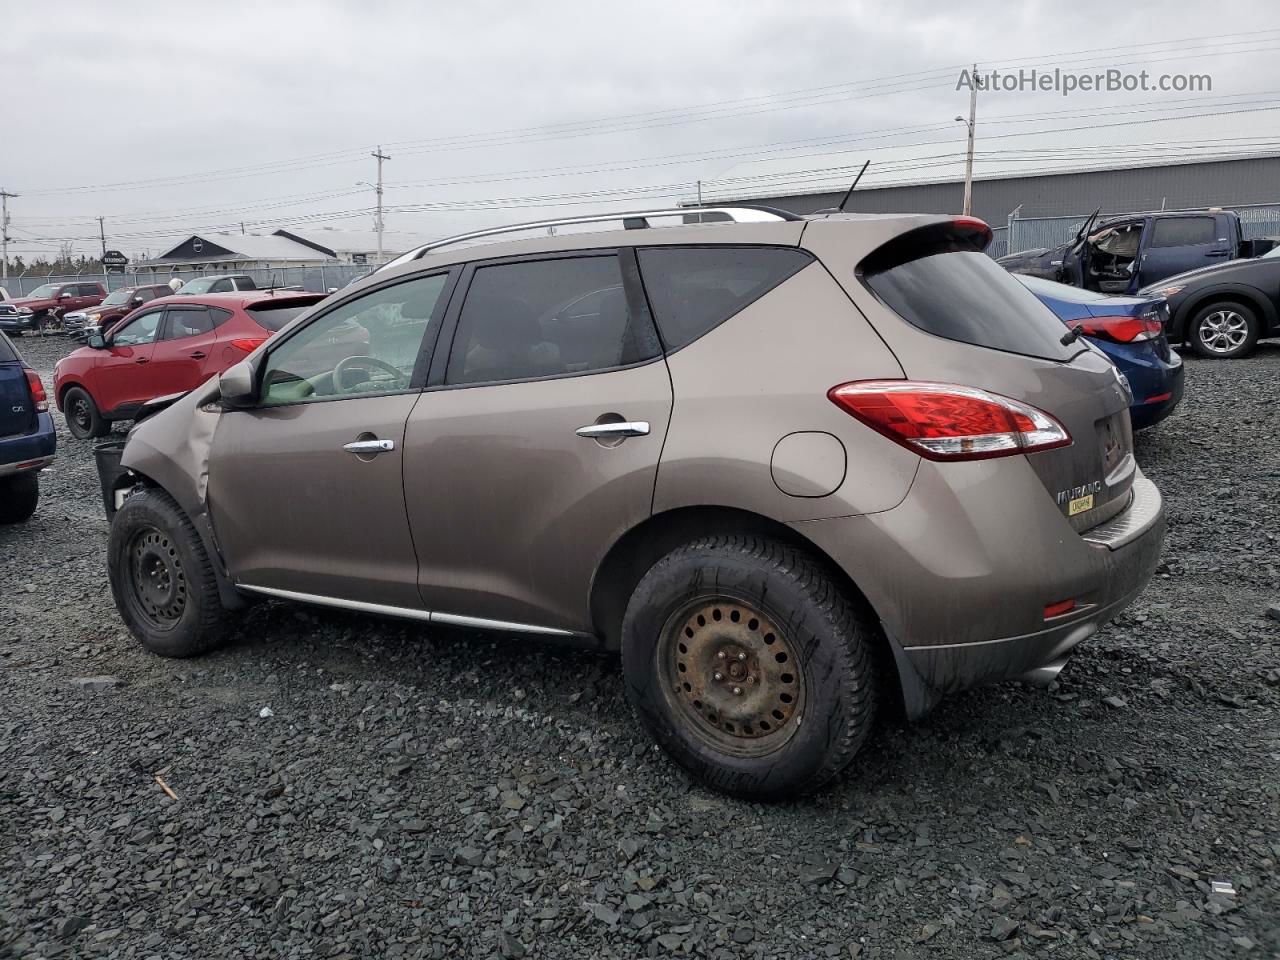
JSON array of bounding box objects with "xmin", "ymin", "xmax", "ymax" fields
[
  {"xmin": 108, "ymin": 487, "xmax": 233, "ymax": 658},
  {"xmin": 621, "ymin": 535, "xmax": 880, "ymax": 800},
  {"xmin": 63, "ymin": 386, "xmax": 109, "ymax": 440},
  {"xmin": 0, "ymin": 473, "xmax": 39, "ymax": 524},
  {"xmin": 1188, "ymin": 301, "xmax": 1259, "ymax": 359}
]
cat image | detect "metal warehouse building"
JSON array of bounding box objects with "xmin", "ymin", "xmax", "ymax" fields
[{"xmin": 715, "ymin": 154, "xmax": 1280, "ymax": 224}]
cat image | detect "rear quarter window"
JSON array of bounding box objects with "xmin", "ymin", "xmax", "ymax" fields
[
  {"xmin": 0, "ymin": 333, "xmax": 19, "ymax": 363},
  {"xmin": 860, "ymin": 225, "xmax": 1075, "ymax": 361},
  {"xmin": 637, "ymin": 246, "xmax": 812, "ymax": 350}
]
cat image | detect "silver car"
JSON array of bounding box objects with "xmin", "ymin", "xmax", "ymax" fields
[{"xmin": 99, "ymin": 207, "xmax": 1164, "ymax": 798}]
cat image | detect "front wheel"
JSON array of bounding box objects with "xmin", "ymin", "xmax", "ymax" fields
[
  {"xmin": 621, "ymin": 536, "xmax": 880, "ymax": 800},
  {"xmin": 63, "ymin": 386, "xmax": 109, "ymax": 440},
  {"xmin": 1189, "ymin": 302, "xmax": 1259, "ymax": 359},
  {"xmin": 0, "ymin": 473, "xmax": 39, "ymax": 523},
  {"xmin": 108, "ymin": 488, "xmax": 234, "ymax": 658}
]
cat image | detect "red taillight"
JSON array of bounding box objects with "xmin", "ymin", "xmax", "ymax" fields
[
  {"xmin": 828, "ymin": 380, "xmax": 1072, "ymax": 461},
  {"xmin": 228, "ymin": 336, "xmax": 268, "ymax": 353},
  {"xmin": 24, "ymin": 369, "xmax": 48, "ymax": 412},
  {"xmin": 1066, "ymin": 314, "xmax": 1163, "ymax": 343}
]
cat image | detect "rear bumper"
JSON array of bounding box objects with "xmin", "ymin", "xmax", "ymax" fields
[
  {"xmin": 0, "ymin": 412, "xmax": 57, "ymax": 476},
  {"xmin": 792, "ymin": 460, "xmax": 1165, "ymax": 718},
  {"xmin": 1121, "ymin": 346, "xmax": 1184, "ymax": 430}
]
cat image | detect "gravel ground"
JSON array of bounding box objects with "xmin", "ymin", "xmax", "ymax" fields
[{"xmin": 2, "ymin": 335, "xmax": 1277, "ymax": 960}]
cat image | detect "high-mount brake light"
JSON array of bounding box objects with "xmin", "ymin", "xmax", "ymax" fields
[
  {"xmin": 1065, "ymin": 314, "xmax": 1163, "ymax": 344},
  {"xmin": 827, "ymin": 380, "xmax": 1072, "ymax": 461}
]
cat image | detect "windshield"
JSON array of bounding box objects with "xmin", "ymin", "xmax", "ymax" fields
[
  {"xmin": 26, "ymin": 284, "xmax": 60, "ymax": 299},
  {"xmin": 101, "ymin": 288, "xmax": 134, "ymax": 306},
  {"xmin": 177, "ymin": 278, "xmax": 215, "ymax": 294}
]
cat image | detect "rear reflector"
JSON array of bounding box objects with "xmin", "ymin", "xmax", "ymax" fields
[
  {"xmin": 228, "ymin": 336, "xmax": 268, "ymax": 353},
  {"xmin": 1043, "ymin": 598, "xmax": 1076, "ymax": 619},
  {"xmin": 1144, "ymin": 392, "xmax": 1172, "ymax": 405},
  {"xmin": 828, "ymin": 380, "xmax": 1072, "ymax": 461},
  {"xmin": 24, "ymin": 369, "xmax": 48, "ymax": 412},
  {"xmin": 1066, "ymin": 314, "xmax": 1163, "ymax": 343}
]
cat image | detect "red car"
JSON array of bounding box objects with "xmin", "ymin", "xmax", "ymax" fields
[{"xmin": 53, "ymin": 292, "xmax": 325, "ymax": 439}]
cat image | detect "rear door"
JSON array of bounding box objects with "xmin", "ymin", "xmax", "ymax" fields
[
  {"xmin": 95, "ymin": 308, "xmax": 164, "ymax": 415},
  {"xmin": 403, "ymin": 250, "xmax": 670, "ymax": 633},
  {"xmin": 1139, "ymin": 215, "xmax": 1228, "ymax": 287},
  {"xmin": 0, "ymin": 336, "xmax": 35, "ymax": 440},
  {"xmin": 206, "ymin": 269, "xmax": 455, "ymax": 607},
  {"xmin": 147, "ymin": 305, "xmax": 227, "ymax": 396}
]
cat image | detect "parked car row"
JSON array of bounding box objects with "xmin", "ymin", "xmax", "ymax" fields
[{"xmin": 998, "ymin": 207, "xmax": 1280, "ymax": 358}]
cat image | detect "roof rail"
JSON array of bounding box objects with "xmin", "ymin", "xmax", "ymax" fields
[{"xmin": 377, "ymin": 205, "xmax": 800, "ymax": 273}]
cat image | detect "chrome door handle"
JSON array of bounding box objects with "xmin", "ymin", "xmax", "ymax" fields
[
  {"xmin": 576, "ymin": 421, "xmax": 650, "ymax": 438},
  {"xmin": 343, "ymin": 439, "xmax": 395, "ymax": 454}
]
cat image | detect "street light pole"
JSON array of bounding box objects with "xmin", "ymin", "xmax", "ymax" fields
[
  {"xmin": 958, "ymin": 63, "xmax": 978, "ymax": 217},
  {"xmin": 371, "ymin": 146, "xmax": 390, "ymax": 265}
]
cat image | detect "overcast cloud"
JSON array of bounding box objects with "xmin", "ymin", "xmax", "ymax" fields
[{"xmin": 4, "ymin": 0, "xmax": 1279, "ymax": 260}]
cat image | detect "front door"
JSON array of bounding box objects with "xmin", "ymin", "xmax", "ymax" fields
[
  {"xmin": 206, "ymin": 270, "xmax": 454, "ymax": 607},
  {"xmin": 404, "ymin": 251, "xmax": 671, "ymax": 633},
  {"xmin": 96, "ymin": 308, "xmax": 164, "ymax": 415}
]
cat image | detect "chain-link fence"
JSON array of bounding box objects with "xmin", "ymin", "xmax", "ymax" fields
[{"xmin": 0, "ymin": 263, "xmax": 375, "ymax": 299}]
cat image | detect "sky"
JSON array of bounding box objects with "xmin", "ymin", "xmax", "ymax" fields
[{"xmin": 4, "ymin": 0, "xmax": 1280, "ymax": 263}]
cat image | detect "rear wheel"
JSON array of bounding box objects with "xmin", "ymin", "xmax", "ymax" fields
[
  {"xmin": 63, "ymin": 386, "xmax": 109, "ymax": 440},
  {"xmin": 621, "ymin": 536, "xmax": 880, "ymax": 800},
  {"xmin": 1189, "ymin": 301, "xmax": 1259, "ymax": 359},
  {"xmin": 108, "ymin": 488, "xmax": 233, "ymax": 658},
  {"xmin": 0, "ymin": 473, "xmax": 39, "ymax": 524}
]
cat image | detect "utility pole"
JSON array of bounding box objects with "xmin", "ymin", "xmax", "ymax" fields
[
  {"xmin": 371, "ymin": 146, "xmax": 390, "ymax": 265},
  {"xmin": 97, "ymin": 216, "xmax": 107, "ymax": 257},
  {"xmin": 0, "ymin": 189, "xmax": 15, "ymax": 284},
  {"xmin": 958, "ymin": 63, "xmax": 978, "ymax": 217}
]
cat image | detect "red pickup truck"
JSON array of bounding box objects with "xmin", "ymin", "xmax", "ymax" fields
[{"xmin": 0, "ymin": 282, "xmax": 107, "ymax": 335}]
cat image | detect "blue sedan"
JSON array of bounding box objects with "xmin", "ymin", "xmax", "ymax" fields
[{"xmin": 1017, "ymin": 275, "xmax": 1184, "ymax": 430}]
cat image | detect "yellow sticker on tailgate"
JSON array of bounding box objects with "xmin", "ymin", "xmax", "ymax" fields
[{"xmin": 1068, "ymin": 494, "xmax": 1095, "ymax": 516}]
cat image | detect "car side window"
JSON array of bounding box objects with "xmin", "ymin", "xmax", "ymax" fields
[
  {"xmin": 163, "ymin": 308, "xmax": 216, "ymax": 340},
  {"xmin": 210, "ymin": 278, "xmax": 233, "ymax": 293},
  {"xmin": 1150, "ymin": 217, "xmax": 1217, "ymax": 248},
  {"xmin": 111, "ymin": 310, "xmax": 164, "ymax": 346},
  {"xmin": 259, "ymin": 272, "xmax": 449, "ymax": 406},
  {"xmin": 445, "ymin": 254, "xmax": 658, "ymax": 386},
  {"xmin": 83, "ymin": 284, "xmax": 103, "ymax": 297},
  {"xmin": 1088, "ymin": 223, "xmax": 1143, "ymax": 258},
  {"xmin": 636, "ymin": 246, "xmax": 813, "ymax": 350}
]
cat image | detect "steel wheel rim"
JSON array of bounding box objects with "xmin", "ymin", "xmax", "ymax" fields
[
  {"xmin": 70, "ymin": 397, "xmax": 91, "ymax": 432},
  {"xmin": 1198, "ymin": 310, "xmax": 1248, "ymax": 353},
  {"xmin": 658, "ymin": 595, "xmax": 806, "ymax": 758},
  {"xmin": 125, "ymin": 526, "xmax": 187, "ymax": 629}
]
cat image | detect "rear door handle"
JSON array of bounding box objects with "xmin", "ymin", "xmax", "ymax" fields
[
  {"xmin": 343, "ymin": 439, "xmax": 395, "ymax": 455},
  {"xmin": 189, "ymin": 351, "xmax": 207, "ymax": 359},
  {"xmin": 576, "ymin": 420, "xmax": 650, "ymax": 438},
  {"xmin": 135, "ymin": 357, "xmax": 149, "ymax": 364}
]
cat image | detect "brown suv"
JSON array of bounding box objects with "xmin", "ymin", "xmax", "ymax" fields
[{"xmin": 100, "ymin": 207, "xmax": 1165, "ymax": 798}]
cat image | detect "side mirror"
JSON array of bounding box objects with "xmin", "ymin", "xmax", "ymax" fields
[
  {"xmin": 132, "ymin": 296, "xmax": 145, "ymax": 305},
  {"xmin": 218, "ymin": 360, "xmax": 258, "ymax": 407},
  {"xmin": 87, "ymin": 332, "xmax": 107, "ymax": 349},
  {"xmin": 58, "ymin": 291, "xmax": 72, "ymax": 299}
]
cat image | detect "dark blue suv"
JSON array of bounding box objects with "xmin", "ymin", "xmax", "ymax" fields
[
  {"xmin": 1017, "ymin": 275, "xmax": 1184, "ymax": 430},
  {"xmin": 0, "ymin": 332, "xmax": 56, "ymax": 523}
]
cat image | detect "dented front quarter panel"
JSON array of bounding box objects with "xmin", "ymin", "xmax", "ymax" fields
[{"xmin": 121, "ymin": 377, "xmax": 223, "ymax": 518}]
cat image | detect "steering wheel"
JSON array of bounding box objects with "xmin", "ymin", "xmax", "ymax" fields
[{"xmin": 333, "ymin": 355, "xmax": 405, "ymax": 394}]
